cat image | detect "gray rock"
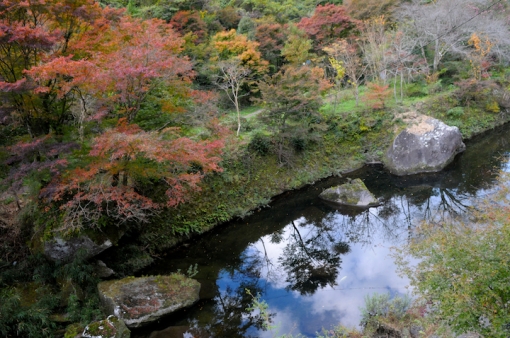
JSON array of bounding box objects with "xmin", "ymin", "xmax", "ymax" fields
[
  {"xmin": 44, "ymin": 235, "xmax": 113, "ymax": 263},
  {"xmin": 82, "ymin": 315, "xmax": 130, "ymax": 338},
  {"xmin": 319, "ymin": 178, "xmax": 379, "ymax": 207},
  {"xmin": 94, "ymin": 260, "xmax": 115, "ymax": 279},
  {"xmin": 98, "ymin": 274, "xmax": 200, "ymax": 328},
  {"xmin": 384, "ymin": 117, "xmax": 465, "ymax": 175}
]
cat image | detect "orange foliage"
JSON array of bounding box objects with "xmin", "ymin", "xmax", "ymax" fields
[
  {"xmin": 365, "ymin": 82, "xmax": 390, "ymax": 109},
  {"xmin": 45, "ymin": 120, "xmax": 224, "ymax": 232},
  {"xmin": 211, "ymin": 29, "xmax": 269, "ymax": 75}
]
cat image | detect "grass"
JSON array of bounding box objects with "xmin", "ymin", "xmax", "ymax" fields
[{"xmin": 224, "ymin": 105, "xmax": 262, "ymax": 117}]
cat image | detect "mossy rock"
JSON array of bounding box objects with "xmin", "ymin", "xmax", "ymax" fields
[
  {"xmin": 383, "ymin": 116, "xmax": 465, "ymax": 176},
  {"xmin": 319, "ymin": 178, "xmax": 379, "ymax": 207},
  {"xmin": 98, "ymin": 274, "xmax": 200, "ymax": 328},
  {"xmin": 64, "ymin": 323, "xmax": 84, "ymax": 338},
  {"xmin": 82, "ymin": 315, "xmax": 130, "ymax": 338},
  {"xmin": 40, "ymin": 224, "xmax": 125, "ymax": 263}
]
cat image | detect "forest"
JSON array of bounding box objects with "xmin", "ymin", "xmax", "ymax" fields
[{"xmin": 1, "ymin": 0, "xmax": 510, "ymax": 336}]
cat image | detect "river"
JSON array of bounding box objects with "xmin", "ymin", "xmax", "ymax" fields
[{"xmin": 134, "ymin": 124, "xmax": 510, "ymax": 338}]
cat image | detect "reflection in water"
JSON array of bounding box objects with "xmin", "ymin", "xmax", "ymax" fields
[
  {"xmin": 135, "ymin": 124, "xmax": 510, "ymax": 338},
  {"xmin": 279, "ymin": 220, "xmax": 348, "ymax": 295}
]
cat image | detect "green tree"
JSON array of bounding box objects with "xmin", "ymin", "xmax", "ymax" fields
[
  {"xmin": 257, "ymin": 65, "xmax": 331, "ymax": 165},
  {"xmin": 281, "ymin": 24, "xmax": 315, "ymax": 65},
  {"xmin": 240, "ymin": 0, "xmax": 319, "ymax": 22}
]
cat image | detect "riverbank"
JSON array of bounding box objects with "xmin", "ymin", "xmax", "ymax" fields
[{"xmin": 115, "ymin": 99, "xmax": 510, "ymax": 268}]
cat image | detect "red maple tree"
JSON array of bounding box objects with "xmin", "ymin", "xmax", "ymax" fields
[
  {"xmin": 297, "ymin": 4, "xmax": 358, "ymax": 50},
  {"xmin": 44, "ymin": 119, "xmax": 224, "ymax": 233}
]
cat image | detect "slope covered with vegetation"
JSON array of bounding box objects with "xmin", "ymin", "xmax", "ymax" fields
[{"xmin": 1, "ymin": 0, "xmax": 510, "ymax": 336}]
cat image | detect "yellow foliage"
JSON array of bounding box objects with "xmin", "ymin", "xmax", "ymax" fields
[
  {"xmin": 468, "ymin": 32, "xmax": 493, "ymax": 57},
  {"xmin": 328, "ymin": 57, "xmax": 345, "ymax": 80},
  {"xmin": 486, "ymin": 101, "xmax": 500, "ymax": 113},
  {"xmin": 468, "ymin": 32, "xmax": 493, "ymax": 80}
]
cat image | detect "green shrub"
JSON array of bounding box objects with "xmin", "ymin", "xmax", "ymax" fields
[
  {"xmin": 0, "ymin": 288, "xmax": 57, "ymax": 338},
  {"xmin": 446, "ymin": 107, "xmax": 464, "ymax": 119},
  {"xmin": 248, "ymin": 133, "xmax": 272, "ymax": 156},
  {"xmin": 360, "ymin": 292, "xmax": 411, "ymax": 329},
  {"xmin": 291, "ymin": 136, "xmax": 307, "ymax": 152},
  {"xmin": 405, "ymin": 81, "xmax": 428, "ymax": 98}
]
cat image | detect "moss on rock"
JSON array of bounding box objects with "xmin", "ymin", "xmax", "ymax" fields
[
  {"xmin": 97, "ymin": 274, "xmax": 200, "ymax": 328},
  {"xmin": 82, "ymin": 315, "xmax": 130, "ymax": 338},
  {"xmin": 319, "ymin": 178, "xmax": 379, "ymax": 207}
]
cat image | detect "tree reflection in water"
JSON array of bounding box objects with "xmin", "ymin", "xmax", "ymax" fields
[
  {"xmin": 184, "ymin": 284, "xmax": 271, "ymax": 338},
  {"xmin": 279, "ymin": 220, "xmax": 349, "ymax": 295}
]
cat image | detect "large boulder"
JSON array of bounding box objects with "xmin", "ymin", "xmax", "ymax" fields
[
  {"xmin": 319, "ymin": 178, "xmax": 379, "ymax": 207},
  {"xmin": 43, "ymin": 227, "xmax": 124, "ymax": 263},
  {"xmin": 384, "ymin": 116, "xmax": 465, "ymax": 175},
  {"xmin": 98, "ymin": 274, "xmax": 200, "ymax": 328},
  {"xmin": 44, "ymin": 235, "xmax": 113, "ymax": 263}
]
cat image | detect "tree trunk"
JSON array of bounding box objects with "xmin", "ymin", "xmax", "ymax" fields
[
  {"xmin": 235, "ymin": 101, "xmax": 241, "ymax": 136},
  {"xmin": 354, "ymin": 84, "xmax": 359, "ymax": 107}
]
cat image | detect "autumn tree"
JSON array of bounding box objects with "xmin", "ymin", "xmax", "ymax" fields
[
  {"xmin": 467, "ymin": 32, "xmax": 494, "ymax": 81},
  {"xmin": 24, "ymin": 57, "xmax": 99, "ymax": 142},
  {"xmin": 297, "ymin": 4, "xmax": 358, "ymax": 51},
  {"xmin": 1, "ymin": 3, "xmax": 213, "ymax": 238},
  {"xmin": 0, "ymin": 0, "xmax": 116, "ymax": 137},
  {"xmin": 92, "ymin": 17, "xmax": 194, "ymax": 123},
  {"xmin": 215, "ymin": 61, "xmax": 251, "ymax": 136},
  {"xmin": 169, "ymin": 10, "xmax": 208, "ymax": 43},
  {"xmin": 21, "ymin": 15, "xmax": 194, "ymax": 149},
  {"xmin": 323, "ymin": 40, "xmax": 365, "ymax": 106},
  {"xmin": 209, "ymin": 29, "xmax": 267, "ymax": 114},
  {"xmin": 210, "ymin": 29, "xmax": 268, "ymax": 76},
  {"xmin": 254, "ymin": 22, "xmax": 286, "ymax": 71},
  {"xmin": 43, "ymin": 120, "xmax": 224, "ymax": 233},
  {"xmin": 257, "ymin": 65, "xmax": 331, "ymax": 165},
  {"xmin": 281, "ymin": 24, "xmax": 314, "ymax": 65},
  {"xmin": 364, "ymin": 82, "xmax": 391, "ymax": 110}
]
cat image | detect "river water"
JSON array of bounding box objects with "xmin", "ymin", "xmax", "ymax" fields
[{"xmin": 134, "ymin": 124, "xmax": 510, "ymax": 338}]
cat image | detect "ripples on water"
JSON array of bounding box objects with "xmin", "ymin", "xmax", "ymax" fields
[{"xmin": 135, "ymin": 125, "xmax": 510, "ymax": 338}]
